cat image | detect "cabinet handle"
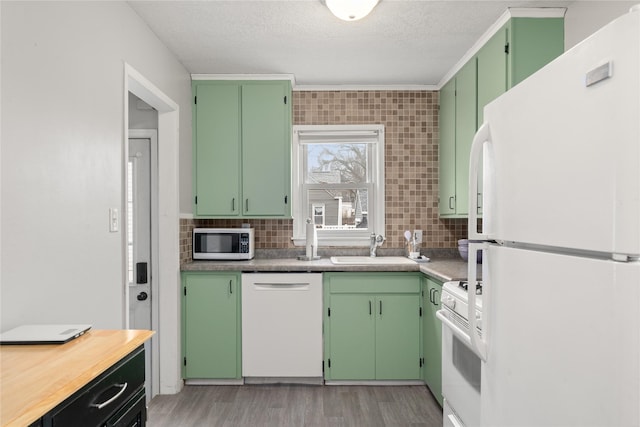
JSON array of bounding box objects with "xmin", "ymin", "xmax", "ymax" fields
[
  {"xmin": 245, "ymin": 199, "xmax": 249, "ymax": 212},
  {"xmin": 429, "ymin": 288, "xmax": 435, "ymax": 304},
  {"xmin": 433, "ymin": 290, "xmax": 440, "ymax": 306},
  {"xmin": 229, "ymin": 280, "xmax": 233, "ymax": 294},
  {"xmin": 379, "ymin": 300, "xmax": 382, "ymax": 316},
  {"xmin": 90, "ymin": 383, "xmax": 128, "ymax": 410},
  {"xmin": 232, "ymin": 198, "xmax": 235, "ymax": 212},
  {"xmin": 449, "ymin": 196, "xmax": 455, "ymax": 210},
  {"xmin": 369, "ymin": 300, "xmax": 372, "ymax": 315}
]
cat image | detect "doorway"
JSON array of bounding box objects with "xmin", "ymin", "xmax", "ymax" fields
[
  {"xmin": 127, "ymin": 130, "xmax": 159, "ymax": 401},
  {"xmin": 125, "ymin": 63, "xmax": 182, "ymax": 397}
]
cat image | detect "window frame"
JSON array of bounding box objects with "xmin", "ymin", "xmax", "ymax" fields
[{"xmin": 291, "ymin": 124, "xmax": 385, "ymax": 247}]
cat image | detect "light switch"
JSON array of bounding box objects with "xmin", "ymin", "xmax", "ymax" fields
[
  {"xmin": 109, "ymin": 208, "xmax": 119, "ymax": 232},
  {"xmin": 414, "ymin": 229, "xmax": 423, "ymax": 244}
]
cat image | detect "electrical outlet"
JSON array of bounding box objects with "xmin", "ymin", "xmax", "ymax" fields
[{"xmin": 414, "ymin": 229, "xmax": 423, "ymax": 244}]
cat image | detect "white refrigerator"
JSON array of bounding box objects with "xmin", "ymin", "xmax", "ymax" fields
[{"xmin": 465, "ymin": 6, "xmax": 640, "ymax": 427}]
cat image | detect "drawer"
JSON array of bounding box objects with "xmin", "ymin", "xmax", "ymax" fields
[
  {"xmin": 326, "ymin": 273, "xmax": 421, "ymax": 294},
  {"xmin": 106, "ymin": 387, "xmax": 146, "ymax": 427},
  {"xmin": 47, "ymin": 346, "xmax": 145, "ymax": 427}
]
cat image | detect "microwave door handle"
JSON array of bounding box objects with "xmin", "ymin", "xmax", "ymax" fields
[
  {"xmin": 469, "ymin": 122, "xmax": 491, "ymax": 240},
  {"xmin": 468, "ymin": 242, "xmax": 488, "ymax": 362}
]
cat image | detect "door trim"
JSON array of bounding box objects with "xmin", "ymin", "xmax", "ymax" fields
[{"xmin": 124, "ymin": 63, "xmax": 182, "ymax": 396}]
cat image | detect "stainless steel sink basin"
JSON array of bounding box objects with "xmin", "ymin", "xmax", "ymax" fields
[{"xmin": 329, "ymin": 256, "xmax": 416, "ymax": 265}]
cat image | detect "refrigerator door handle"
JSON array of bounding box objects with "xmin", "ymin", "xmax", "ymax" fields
[
  {"xmin": 469, "ymin": 122, "xmax": 491, "ymax": 240},
  {"xmin": 468, "ymin": 242, "xmax": 488, "ymax": 361}
]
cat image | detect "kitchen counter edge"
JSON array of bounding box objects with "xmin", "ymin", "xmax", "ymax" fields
[{"xmin": 181, "ymin": 257, "xmax": 474, "ymax": 283}]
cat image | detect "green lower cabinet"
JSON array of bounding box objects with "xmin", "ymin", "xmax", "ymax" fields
[
  {"xmin": 375, "ymin": 294, "xmax": 421, "ymax": 380},
  {"xmin": 328, "ymin": 294, "xmax": 376, "ymax": 379},
  {"xmin": 182, "ymin": 272, "xmax": 241, "ymax": 379},
  {"xmin": 423, "ymin": 276, "xmax": 443, "ymax": 405},
  {"xmin": 324, "ymin": 273, "xmax": 422, "ymax": 381}
]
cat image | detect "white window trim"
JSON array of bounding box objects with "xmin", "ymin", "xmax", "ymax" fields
[{"xmin": 292, "ymin": 124, "xmax": 385, "ymax": 247}]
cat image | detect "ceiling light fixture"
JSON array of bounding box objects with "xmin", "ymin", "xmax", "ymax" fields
[{"xmin": 325, "ymin": 0, "xmax": 380, "ymax": 21}]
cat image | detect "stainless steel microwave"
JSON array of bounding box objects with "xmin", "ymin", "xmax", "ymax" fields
[{"xmin": 193, "ymin": 228, "xmax": 255, "ymax": 260}]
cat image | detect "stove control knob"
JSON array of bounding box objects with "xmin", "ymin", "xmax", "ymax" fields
[{"xmin": 443, "ymin": 296, "xmax": 456, "ymax": 310}]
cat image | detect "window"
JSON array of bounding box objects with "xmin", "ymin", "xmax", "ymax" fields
[
  {"xmin": 292, "ymin": 124, "xmax": 385, "ymax": 247},
  {"xmin": 312, "ymin": 203, "xmax": 326, "ymax": 226}
]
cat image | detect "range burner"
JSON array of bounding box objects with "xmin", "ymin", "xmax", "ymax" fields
[{"xmin": 458, "ymin": 280, "xmax": 483, "ymax": 295}]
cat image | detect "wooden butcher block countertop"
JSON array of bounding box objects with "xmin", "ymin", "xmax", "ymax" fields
[{"xmin": 0, "ymin": 329, "xmax": 153, "ymax": 427}]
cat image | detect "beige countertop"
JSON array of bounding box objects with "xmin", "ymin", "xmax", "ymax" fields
[
  {"xmin": 0, "ymin": 329, "xmax": 154, "ymax": 427},
  {"xmin": 182, "ymin": 257, "xmax": 477, "ymax": 283}
]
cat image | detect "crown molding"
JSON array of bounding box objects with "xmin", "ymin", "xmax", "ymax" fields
[
  {"xmin": 191, "ymin": 73, "xmax": 296, "ymax": 84},
  {"xmin": 294, "ymin": 84, "xmax": 438, "ymax": 92}
]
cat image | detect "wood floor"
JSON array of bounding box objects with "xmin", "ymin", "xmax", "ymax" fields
[{"xmin": 147, "ymin": 384, "xmax": 443, "ymax": 427}]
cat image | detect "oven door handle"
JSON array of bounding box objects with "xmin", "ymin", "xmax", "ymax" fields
[{"xmin": 436, "ymin": 310, "xmax": 472, "ymax": 348}]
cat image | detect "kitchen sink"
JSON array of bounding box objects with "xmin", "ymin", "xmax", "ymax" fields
[{"xmin": 329, "ymin": 256, "xmax": 416, "ymax": 265}]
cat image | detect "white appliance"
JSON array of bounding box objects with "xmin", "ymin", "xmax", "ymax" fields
[
  {"xmin": 462, "ymin": 7, "xmax": 640, "ymax": 427},
  {"xmin": 241, "ymin": 273, "xmax": 323, "ymax": 379},
  {"xmin": 193, "ymin": 228, "xmax": 254, "ymax": 260},
  {"xmin": 437, "ymin": 281, "xmax": 482, "ymax": 427}
]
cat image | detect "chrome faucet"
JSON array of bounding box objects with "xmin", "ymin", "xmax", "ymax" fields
[{"xmin": 370, "ymin": 233, "xmax": 385, "ymax": 257}]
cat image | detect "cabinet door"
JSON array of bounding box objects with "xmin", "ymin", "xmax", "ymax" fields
[
  {"xmin": 423, "ymin": 278, "xmax": 443, "ymax": 405},
  {"xmin": 509, "ymin": 18, "xmax": 564, "ymax": 88},
  {"xmin": 477, "ymin": 25, "xmax": 508, "ymax": 126},
  {"xmin": 454, "ymin": 59, "xmax": 477, "ymax": 216},
  {"xmin": 438, "ymin": 78, "xmax": 457, "ymax": 216},
  {"xmin": 241, "ymin": 82, "xmax": 291, "ymax": 217},
  {"xmin": 194, "ymin": 84, "xmax": 241, "ymax": 216},
  {"xmin": 327, "ymin": 294, "xmax": 375, "ymax": 380},
  {"xmin": 183, "ymin": 273, "xmax": 239, "ymax": 379},
  {"xmin": 375, "ymin": 295, "xmax": 421, "ymax": 380}
]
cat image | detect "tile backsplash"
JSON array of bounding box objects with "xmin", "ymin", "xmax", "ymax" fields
[{"xmin": 181, "ymin": 90, "xmax": 467, "ymax": 264}]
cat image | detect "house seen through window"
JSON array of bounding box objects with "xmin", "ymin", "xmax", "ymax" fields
[{"xmin": 292, "ymin": 125, "xmax": 385, "ymax": 247}]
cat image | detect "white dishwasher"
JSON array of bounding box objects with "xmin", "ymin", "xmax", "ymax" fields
[{"xmin": 241, "ymin": 273, "xmax": 323, "ymax": 379}]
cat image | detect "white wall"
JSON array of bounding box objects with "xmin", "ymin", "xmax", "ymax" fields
[
  {"xmin": 565, "ymin": 1, "xmax": 638, "ymax": 49},
  {"xmin": 1, "ymin": 2, "xmax": 191, "ymax": 332}
]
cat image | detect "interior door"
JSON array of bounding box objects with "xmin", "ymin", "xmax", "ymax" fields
[{"xmin": 128, "ymin": 137, "xmax": 152, "ymax": 397}]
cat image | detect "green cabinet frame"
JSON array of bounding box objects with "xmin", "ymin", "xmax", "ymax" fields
[
  {"xmin": 181, "ymin": 272, "xmax": 242, "ymax": 379},
  {"xmin": 192, "ymin": 80, "xmax": 292, "ymax": 218},
  {"xmin": 323, "ymin": 272, "xmax": 422, "ymax": 381}
]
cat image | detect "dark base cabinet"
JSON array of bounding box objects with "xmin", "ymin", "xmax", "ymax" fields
[{"xmin": 39, "ymin": 346, "xmax": 147, "ymax": 427}]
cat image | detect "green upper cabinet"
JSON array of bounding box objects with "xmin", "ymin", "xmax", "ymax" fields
[
  {"xmin": 193, "ymin": 80, "xmax": 292, "ymax": 218},
  {"xmin": 439, "ymin": 14, "xmax": 564, "ymax": 218},
  {"xmin": 194, "ymin": 84, "xmax": 241, "ymax": 216},
  {"xmin": 453, "ymin": 60, "xmax": 477, "ymax": 217},
  {"xmin": 477, "ymin": 25, "xmax": 508, "ymax": 126},
  {"xmin": 438, "ymin": 79, "xmax": 456, "ymax": 216}
]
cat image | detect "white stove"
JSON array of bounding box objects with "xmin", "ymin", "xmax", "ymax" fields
[
  {"xmin": 441, "ymin": 280, "xmax": 483, "ymax": 333},
  {"xmin": 438, "ymin": 280, "xmax": 483, "ymax": 427}
]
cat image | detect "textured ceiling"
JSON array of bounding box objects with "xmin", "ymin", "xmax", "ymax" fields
[{"xmin": 129, "ymin": 0, "xmax": 573, "ymax": 86}]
